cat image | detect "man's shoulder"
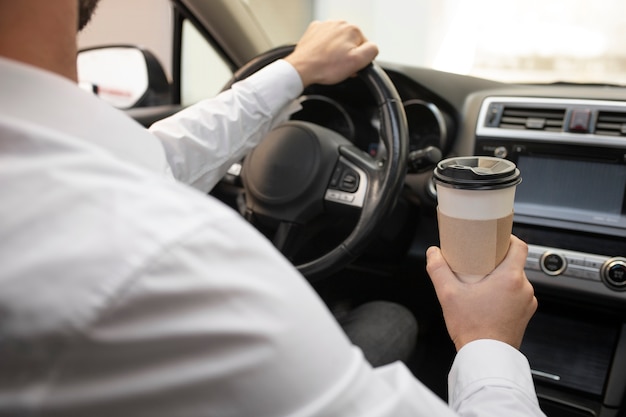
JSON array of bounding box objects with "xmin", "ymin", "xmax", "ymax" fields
[
  {"xmin": 3, "ymin": 116, "xmax": 241, "ymax": 252},
  {"xmin": 0, "ymin": 121, "xmax": 243, "ymax": 335}
]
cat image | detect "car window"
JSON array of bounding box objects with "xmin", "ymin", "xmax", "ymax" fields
[
  {"xmin": 77, "ymin": 0, "xmax": 234, "ymax": 108},
  {"xmin": 180, "ymin": 19, "xmax": 232, "ymax": 106},
  {"xmin": 312, "ymin": 0, "xmax": 626, "ymax": 86},
  {"xmin": 78, "ymin": 0, "xmax": 626, "ymax": 107},
  {"xmin": 78, "ymin": 0, "xmax": 173, "ymax": 80}
]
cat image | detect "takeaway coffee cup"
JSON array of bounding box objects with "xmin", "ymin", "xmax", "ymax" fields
[{"xmin": 433, "ymin": 156, "xmax": 522, "ymax": 283}]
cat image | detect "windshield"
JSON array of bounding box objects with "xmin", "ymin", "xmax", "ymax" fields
[
  {"xmin": 78, "ymin": 0, "xmax": 626, "ymax": 91},
  {"xmin": 278, "ymin": 0, "xmax": 626, "ymax": 86}
]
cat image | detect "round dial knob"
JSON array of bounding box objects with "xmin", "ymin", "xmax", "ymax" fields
[
  {"xmin": 540, "ymin": 252, "xmax": 567, "ymax": 276},
  {"xmin": 601, "ymin": 257, "xmax": 626, "ymax": 291}
]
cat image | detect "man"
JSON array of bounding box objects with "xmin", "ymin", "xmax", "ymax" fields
[{"xmin": 0, "ymin": 1, "xmax": 543, "ymax": 416}]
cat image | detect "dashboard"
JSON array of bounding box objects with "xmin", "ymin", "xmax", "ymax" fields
[
  {"xmin": 474, "ymin": 96, "xmax": 626, "ymax": 296},
  {"xmin": 290, "ymin": 75, "xmax": 455, "ymax": 168},
  {"xmin": 287, "ymin": 64, "xmax": 626, "ymax": 302},
  {"xmin": 291, "ymin": 66, "xmax": 626, "ymax": 300},
  {"xmin": 282, "ymin": 63, "xmax": 626, "ymax": 417}
]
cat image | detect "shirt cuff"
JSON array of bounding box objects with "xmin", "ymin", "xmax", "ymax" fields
[{"xmin": 448, "ymin": 339, "xmax": 539, "ymax": 408}]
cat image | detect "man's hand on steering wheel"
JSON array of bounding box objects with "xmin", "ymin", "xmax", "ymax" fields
[{"xmin": 284, "ymin": 20, "xmax": 379, "ymax": 87}]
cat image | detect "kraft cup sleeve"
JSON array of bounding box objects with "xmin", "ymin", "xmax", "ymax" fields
[{"xmin": 437, "ymin": 208, "xmax": 513, "ymax": 280}]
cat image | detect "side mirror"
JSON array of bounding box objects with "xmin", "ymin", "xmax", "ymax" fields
[{"xmin": 77, "ymin": 45, "xmax": 171, "ymax": 109}]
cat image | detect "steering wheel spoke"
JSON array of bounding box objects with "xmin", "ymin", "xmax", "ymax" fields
[
  {"xmin": 272, "ymin": 221, "xmax": 301, "ymax": 258},
  {"xmin": 244, "ymin": 211, "xmax": 305, "ymax": 260},
  {"xmin": 340, "ymin": 144, "xmax": 381, "ymax": 174}
]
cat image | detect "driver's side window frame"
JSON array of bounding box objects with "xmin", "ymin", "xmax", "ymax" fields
[{"xmin": 172, "ymin": 5, "xmax": 236, "ymax": 107}]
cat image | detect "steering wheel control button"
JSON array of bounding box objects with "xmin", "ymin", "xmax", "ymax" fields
[
  {"xmin": 329, "ymin": 165, "xmax": 343, "ymax": 188},
  {"xmin": 325, "ymin": 189, "xmax": 355, "ymax": 205},
  {"xmin": 326, "ymin": 190, "xmax": 342, "ymax": 201},
  {"xmin": 329, "ymin": 162, "xmax": 360, "ymax": 193},
  {"xmin": 324, "ymin": 157, "xmax": 367, "ymax": 208},
  {"xmin": 540, "ymin": 252, "xmax": 567, "ymax": 276},
  {"xmin": 601, "ymin": 258, "xmax": 626, "ymax": 291},
  {"xmin": 339, "ymin": 169, "xmax": 359, "ymax": 192}
]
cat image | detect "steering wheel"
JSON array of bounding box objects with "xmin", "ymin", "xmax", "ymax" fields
[{"xmin": 222, "ymin": 45, "xmax": 408, "ymax": 282}]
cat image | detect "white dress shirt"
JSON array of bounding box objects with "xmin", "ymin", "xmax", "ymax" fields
[
  {"xmin": 0, "ymin": 56, "xmax": 545, "ymax": 416},
  {"xmin": 149, "ymin": 59, "xmax": 302, "ymax": 192}
]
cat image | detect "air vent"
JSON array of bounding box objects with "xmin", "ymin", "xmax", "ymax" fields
[
  {"xmin": 595, "ymin": 111, "xmax": 626, "ymax": 136},
  {"xmin": 497, "ymin": 106, "xmax": 566, "ymax": 131},
  {"xmin": 478, "ymin": 97, "xmax": 626, "ymax": 146}
]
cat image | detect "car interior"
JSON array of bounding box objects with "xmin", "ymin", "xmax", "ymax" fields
[{"xmin": 77, "ymin": 1, "xmax": 626, "ymax": 416}]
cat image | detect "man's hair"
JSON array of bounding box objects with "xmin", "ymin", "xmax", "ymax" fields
[{"xmin": 78, "ymin": 0, "xmax": 101, "ymax": 31}]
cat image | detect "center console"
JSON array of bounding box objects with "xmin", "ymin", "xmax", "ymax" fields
[{"xmin": 475, "ymin": 96, "xmax": 626, "ymax": 417}]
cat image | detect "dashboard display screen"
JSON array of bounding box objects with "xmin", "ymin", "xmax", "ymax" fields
[{"xmin": 514, "ymin": 155, "xmax": 626, "ymax": 229}]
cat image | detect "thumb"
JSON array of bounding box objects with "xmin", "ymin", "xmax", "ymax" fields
[{"xmin": 426, "ymin": 246, "xmax": 458, "ymax": 294}]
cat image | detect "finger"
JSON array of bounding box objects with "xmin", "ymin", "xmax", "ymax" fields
[
  {"xmin": 498, "ymin": 235, "xmax": 529, "ymax": 269},
  {"xmin": 425, "ymin": 246, "xmax": 445, "ymax": 274},
  {"xmin": 426, "ymin": 246, "xmax": 457, "ymax": 291},
  {"xmin": 351, "ymin": 41, "xmax": 379, "ymax": 64}
]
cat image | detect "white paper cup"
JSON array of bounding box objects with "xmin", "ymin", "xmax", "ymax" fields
[{"xmin": 433, "ymin": 157, "xmax": 521, "ymax": 283}]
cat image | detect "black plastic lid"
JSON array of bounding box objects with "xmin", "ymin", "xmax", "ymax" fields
[{"xmin": 433, "ymin": 156, "xmax": 521, "ymax": 190}]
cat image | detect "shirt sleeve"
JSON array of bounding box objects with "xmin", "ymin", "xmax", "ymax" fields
[
  {"xmin": 448, "ymin": 339, "xmax": 546, "ymax": 417},
  {"xmin": 149, "ymin": 59, "xmax": 303, "ymax": 192}
]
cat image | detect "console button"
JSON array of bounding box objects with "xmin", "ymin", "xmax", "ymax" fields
[
  {"xmin": 541, "ymin": 252, "xmax": 567, "ymax": 276},
  {"xmin": 494, "ymin": 146, "xmax": 508, "ymax": 158},
  {"xmin": 485, "ymin": 103, "xmax": 504, "ymax": 126},
  {"xmin": 567, "ymin": 265, "xmax": 600, "ymax": 281},
  {"xmin": 527, "ymin": 246, "xmax": 544, "ymax": 259},
  {"xmin": 608, "ymin": 265, "xmax": 626, "ymax": 283},
  {"xmin": 602, "ymin": 258, "xmax": 626, "ymax": 290},
  {"xmin": 584, "ymin": 258, "xmax": 605, "ymax": 269},
  {"xmin": 525, "ymin": 257, "xmax": 541, "ymax": 271},
  {"xmin": 569, "ymin": 108, "xmax": 592, "ymax": 133},
  {"xmin": 567, "ymin": 256, "xmax": 585, "ymax": 266}
]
